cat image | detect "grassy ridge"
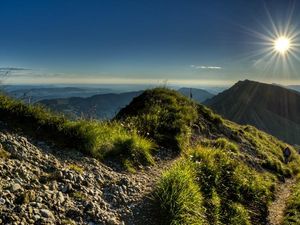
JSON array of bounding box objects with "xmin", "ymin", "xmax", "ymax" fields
[
  {"xmin": 152, "ymin": 93, "xmax": 300, "ymax": 225},
  {"xmin": 0, "ymin": 94, "xmax": 155, "ymax": 170},
  {"xmin": 116, "ymin": 88, "xmax": 198, "ymax": 151}
]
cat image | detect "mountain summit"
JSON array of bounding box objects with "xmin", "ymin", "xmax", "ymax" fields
[{"xmin": 205, "ymin": 80, "xmax": 300, "ymax": 145}]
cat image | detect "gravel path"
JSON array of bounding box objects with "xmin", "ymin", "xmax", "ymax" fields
[
  {"xmin": 0, "ymin": 124, "xmax": 176, "ymax": 225},
  {"xmin": 268, "ymin": 178, "xmax": 296, "ymax": 225}
]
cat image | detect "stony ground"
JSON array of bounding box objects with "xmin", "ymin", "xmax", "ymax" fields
[{"xmin": 0, "ymin": 124, "xmax": 174, "ymax": 225}]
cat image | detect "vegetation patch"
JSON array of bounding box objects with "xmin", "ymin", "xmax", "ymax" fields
[
  {"xmin": 115, "ymin": 88, "xmax": 198, "ymax": 151},
  {"xmin": 190, "ymin": 146, "xmax": 274, "ymax": 224},
  {"xmin": 0, "ymin": 94, "xmax": 154, "ymax": 170},
  {"xmin": 282, "ymin": 176, "xmax": 300, "ymax": 224},
  {"xmin": 154, "ymin": 160, "xmax": 206, "ymax": 225},
  {"xmin": 67, "ymin": 164, "xmax": 84, "ymax": 174}
]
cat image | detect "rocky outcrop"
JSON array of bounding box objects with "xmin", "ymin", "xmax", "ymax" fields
[{"xmin": 0, "ymin": 125, "xmax": 167, "ymax": 225}]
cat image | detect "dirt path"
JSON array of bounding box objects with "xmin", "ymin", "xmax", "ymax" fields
[{"xmin": 268, "ymin": 178, "xmax": 296, "ymax": 225}]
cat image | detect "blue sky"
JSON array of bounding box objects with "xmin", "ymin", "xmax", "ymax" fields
[{"xmin": 0, "ymin": 0, "xmax": 300, "ymax": 85}]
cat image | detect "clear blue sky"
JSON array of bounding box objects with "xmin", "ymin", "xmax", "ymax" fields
[{"xmin": 0, "ymin": 0, "xmax": 299, "ymax": 85}]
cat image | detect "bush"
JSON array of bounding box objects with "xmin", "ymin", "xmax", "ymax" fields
[{"xmin": 154, "ymin": 160, "xmax": 206, "ymax": 225}]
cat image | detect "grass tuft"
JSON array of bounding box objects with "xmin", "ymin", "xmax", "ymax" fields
[{"xmin": 154, "ymin": 160, "xmax": 206, "ymax": 225}]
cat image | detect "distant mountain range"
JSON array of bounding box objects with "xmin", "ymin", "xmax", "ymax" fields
[
  {"xmin": 178, "ymin": 87, "xmax": 214, "ymax": 102},
  {"xmin": 4, "ymin": 87, "xmax": 114, "ymax": 102},
  {"xmin": 38, "ymin": 88, "xmax": 214, "ymax": 119},
  {"xmin": 38, "ymin": 91, "xmax": 143, "ymax": 119},
  {"xmin": 205, "ymin": 80, "xmax": 300, "ymax": 145},
  {"xmin": 287, "ymin": 85, "xmax": 300, "ymax": 93}
]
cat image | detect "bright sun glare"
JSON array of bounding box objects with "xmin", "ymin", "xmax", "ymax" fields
[{"xmin": 274, "ymin": 37, "xmax": 291, "ymax": 54}]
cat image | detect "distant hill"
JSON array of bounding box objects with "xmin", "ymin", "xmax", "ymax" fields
[
  {"xmin": 38, "ymin": 88, "xmax": 213, "ymax": 119},
  {"xmin": 178, "ymin": 87, "xmax": 214, "ymax": 102},
  {"xmin": 38, "ymin": 91, "xmax": 143, "ymax": 119},
  {"xmin": 5, "ymin": 87, "xmax": 114, "ymax": 102},
  {"xmin": 287, "ymin": 85, "xmax": 300, "ymax": 93},
  {"xmin": 205, "ymin": 79, "xmax": 300, "ymax": 145}
]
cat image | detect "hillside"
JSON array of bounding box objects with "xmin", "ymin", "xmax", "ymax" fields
[
  {"xmin": 178, "ymin": 87, "xmax": 214, "ymax": 103},
  {"xmin": 205, "ymin": 80, "xmax": 300, "ymax": 145},
  {"xmin": 0, "ymin": 88, "xmax": 300, "ymax": 224}
]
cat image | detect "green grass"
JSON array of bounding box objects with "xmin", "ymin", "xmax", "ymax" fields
[
  {"xmin": 154, "ymin": 160, "xmax": 206, "ymax": 225},
  {"xmin": 225, "ymin": 121, "xmax": 300, "ymax": 177},
  {"xmin": 190, "ymin": 146, "xmax": 274, "ymax": 224},
  {"xmin": 0, "ymin": 94, "xmax": 155, "ymax": 170},
  {"xmin": 199, "ymin": 137, "xmax": 239, "ymax": 153},
  {"xmin": 115, "ymin": 88, "xmax": 198, "ymax": 151},
  {"xmin": 283, "ymin": 175, "xmax": 300, "ymax": 225},
  {"xmin": 67, "ymin": 164, "xmax": 84, "ymax": 174},
  {"xmin": 155, "ymin": 146, "xmax": 270, "ymax": 225}
]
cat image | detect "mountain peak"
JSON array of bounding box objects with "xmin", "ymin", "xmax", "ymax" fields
[{"xmin": 205, "ymin": 80, "xmax": 300, "ymax": 144}]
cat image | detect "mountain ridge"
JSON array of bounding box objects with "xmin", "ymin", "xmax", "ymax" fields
[{"xmin": 1, "ymin": 88, "xmax": 300, "ymax": 224}]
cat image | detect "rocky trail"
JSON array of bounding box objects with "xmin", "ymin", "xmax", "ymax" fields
[
  {"xmin": 0, "ymin": 124, "xmax": 175, "ymax": 225},
  {"xmin": 268, "ymin": 178, "xmax": 296, "ymax": 225}
]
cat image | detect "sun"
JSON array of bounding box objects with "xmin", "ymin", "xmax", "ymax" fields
[{"xmin": 274, "ymin": 37, "xmax": 291, "ymax": 54}]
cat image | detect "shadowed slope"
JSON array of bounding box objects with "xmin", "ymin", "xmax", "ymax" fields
[{"xmin": 205, "ymin": 80, "xmax": 300, "ymax": 145}]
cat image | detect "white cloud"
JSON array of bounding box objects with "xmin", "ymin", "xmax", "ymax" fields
[{"xmin": 190, "ymin": 65, "xmax": 222, "ymax": 70}]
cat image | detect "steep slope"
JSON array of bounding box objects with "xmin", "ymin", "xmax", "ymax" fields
[
  {"xmin": 205, "ymin": 80, "xmax": 300, "ymax": 145},
  {"xmin": 38, "ymin": 91, "xmax": 142, "ymax": 119},
  {"xmin": 177, "ymin": 87, "xmax": 214, "ymax": 103}
]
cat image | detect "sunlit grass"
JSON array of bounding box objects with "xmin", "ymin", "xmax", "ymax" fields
[
  {"xmin": 0, "ymin": 94, "xmax": 155, "ymax": 170},
  {"xmin": 115, "ymin": 88, "xmax": 199, "ymax": 152},
  {"xmin": 283, "ymin": 175, "xmax": 300, "ymax": 225},
  {"xmin": 154, "ymin": 160, "xmax": 206, "ymax": 225}
]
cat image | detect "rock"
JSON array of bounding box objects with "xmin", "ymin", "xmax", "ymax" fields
[
  {"xmin": 40, "ymin": 209, "xmax": 55, "ymax": 219},
  {"xmin": 11, "ymin": 183, "xmax": 23, "ymax": 192},
  {"xmin": 62, "ymin": 183, "xmax": 73, "ymax": 193},
  {"xmin": 107, "ymin": 217, "xmax": 119, "ymax": 225},
  {"xmin": 57, "ymin": 191, "xmax": 65, "ymax": 203},
  {"xmin": 0, "ymin": 197, "xmax": 5, "ymax": 204}
]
